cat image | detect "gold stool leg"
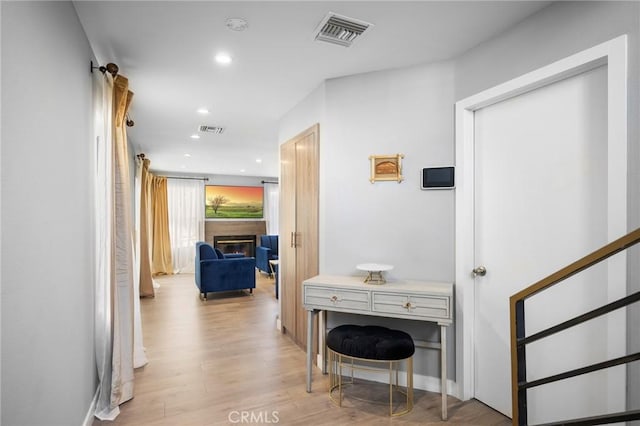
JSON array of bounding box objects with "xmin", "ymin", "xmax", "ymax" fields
[
  {"xmin": 338, "ymin": 354, "xmax": 343, "ymax": 407},
  {"xmin": 329, "ymin": 349, "xmax": 333, "ymax": 389},
  {"xmin": 408, "ymin": 356, "xmax": 414, "ymax": 412},
  {"xmin": 388, "ymin": 361, "xmax": 393, "ymax": 416}
]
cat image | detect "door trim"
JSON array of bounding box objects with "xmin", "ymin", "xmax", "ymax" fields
[{"xmin": 454, "ymin": 35, "xmax": 628, "ymax": 401}]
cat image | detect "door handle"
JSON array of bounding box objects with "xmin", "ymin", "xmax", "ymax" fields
[
  {"xmin": 290, "ymin": 231, "xmax": 295, "ymax": 248},
  {"xmin": 472, "ymin": 266, "xmax": 487, "ymax": 276}
]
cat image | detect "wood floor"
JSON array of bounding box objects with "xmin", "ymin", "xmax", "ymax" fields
[{"xmin": 94, "ymin": 272, "xmax": 510, "ymax": 425}]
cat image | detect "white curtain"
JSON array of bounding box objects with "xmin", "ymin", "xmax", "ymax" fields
[
  {"xmin": 264, "ymin": 183, "xmax": 279, "ymax": 235},
  {"xmin": 93, "ymin": 70, "xmax": 115, "ymax": 420},
  {"xmin": 93, "ymin": 72, "xmax": 147, "ymax": 421},
  {"xmin": 167, "ymin": 179, "xmax": 205, "ymax": 273}
]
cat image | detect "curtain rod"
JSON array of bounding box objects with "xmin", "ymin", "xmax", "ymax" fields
[
  {"xmin": 165, "ymin": 176, "xmax": 209, "ymax": 181},
  {"xmin": 261, "ymin": 180, "xmax": 278, "ymax": 184}
]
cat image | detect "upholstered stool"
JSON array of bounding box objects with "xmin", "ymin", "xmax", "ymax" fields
[{"xmin": 326, "ymin": 324, "xmax": 414, "ymax": 416}]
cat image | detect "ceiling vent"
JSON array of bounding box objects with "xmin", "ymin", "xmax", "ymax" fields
[
  {"xmin": 314, "ymin": 12, "xmax": 373, "ymax": 47},
  {"xmin": 198, "ymin": 125, "xmax": 225, "ymax": 134}
]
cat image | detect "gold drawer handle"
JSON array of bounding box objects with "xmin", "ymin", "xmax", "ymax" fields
[
  {"xmin": 403, "ymin": 302, "xmax": 412, "ymax": 310},
  {"xmin": 330, "ymin": 295, "xmax": 338, "ymax": 303}
]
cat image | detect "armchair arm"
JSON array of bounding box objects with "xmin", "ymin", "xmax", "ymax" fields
[
  {"xmin": 256, "ymin": 246, "xmax": 272, "ymax": 260},
  {"xmin": 256, "ymin": 246, "xmax": 272, "ymax": 273}
]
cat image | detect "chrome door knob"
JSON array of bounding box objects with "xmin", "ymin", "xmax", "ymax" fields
[{"xmin": 472, "ymin": 266, "xmax": 487, "ymax": 276}]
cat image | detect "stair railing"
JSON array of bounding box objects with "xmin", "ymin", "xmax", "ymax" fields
[{"xmin": 510, "ymin": 228, "xmax": 640, "ymax": 426}]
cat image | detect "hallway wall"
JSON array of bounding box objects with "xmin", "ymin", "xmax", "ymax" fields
[{"xmin": 1, "ymin": 2, "xmax": 97, "ymax": 424}]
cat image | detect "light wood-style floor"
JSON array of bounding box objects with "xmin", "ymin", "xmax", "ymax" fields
[{"xmin": 94, "ymin": 272, "xmax": 510, "ymax": 425}]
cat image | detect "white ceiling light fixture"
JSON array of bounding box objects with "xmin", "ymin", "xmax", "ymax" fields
[
  {"xmin": 226, "ymin": 17, "xmax": 248, "ymax": 32},
  {"xmin": 240, "ymin": 169, "xmax": 246, "ymax": 173},
  {"xmin": 256, "ymin": 158, "xmax": 262, "ymax": 163},
  {"xmin": 197, "ymin": 108, "xmax": 209, "ymax": 114},
  {"xmin": 314, "ymin": 12, "xmax": 373, "ymax": 47},
  {"xmin": 184, "ymin": 153, "xmax": 192, "ymax": 158},
  {"xmin": 190, "ymin": 134, "xmax": 200, "ymax": 139},
  {"xmin": 215, "ymin": 53, "xmax": 232, "ymax": 65}
]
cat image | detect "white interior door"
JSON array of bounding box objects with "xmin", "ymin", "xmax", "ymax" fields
[{"xmin": 473, "ymin": 65, "xmax": 625, "ymax": 423}]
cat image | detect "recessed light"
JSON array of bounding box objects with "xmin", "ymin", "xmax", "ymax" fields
[
  {"xmin": 181, "ymin": 165, "xmax": 187, "ymax": 169},
  {"xmin": 256, "ymin": 158, "xmax": 262, "ymax": 163},
  {"xmin": 197, "ymin": 108, "xmax": 209, "ymax": 114},
  {"xmin": 190, "ymin": 134, "xmax": 200, "ymax": 139},
  {"xmin": 240, "ymin": 169, "xmax": 246, "ymax": 173},
  {"xmin": 226, "ymin": 18, "xmax": 248, "ymax": 32},
  {"xmin": 215, "ymin": 53, "xmax": 232, "ymax": 65},
  {"xmin": 184, "ymin": 153, "xmax": 191, "ymax": 158}
]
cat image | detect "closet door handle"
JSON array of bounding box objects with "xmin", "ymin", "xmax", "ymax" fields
[{"xmin": 290, "ymin": 231, "xmax": 295, "ymax": 248}]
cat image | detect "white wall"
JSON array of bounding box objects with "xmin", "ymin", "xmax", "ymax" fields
[
  {"xmin": 279, "ymin": 63, "xmax": 456, "ymax": 385},
  {"xmin": 1, "ymin": 2, "xmax": 97, "ymax": 424},
  {"xmin": 455, "ymin": 0, "xmax": 640, "ymax": 413},
  {"xmin": 278, "ymin": 82, "xmax": 326, "ymax": 144},
  {"xmin": 280, "ymin": 64, "xmax": 455, "ymax": 280},
  {"xmin": 322, "ymin": 64, "xmax": 455, "ymax": 282}
]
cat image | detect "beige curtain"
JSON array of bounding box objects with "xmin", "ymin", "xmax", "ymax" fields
[
  {"xmin": 151, "ymin": 176, "xmax": 174, "ymax": 275},
  {"xmin": 138, "ymin": 159, "xmax": 155, "ymax": 297},
  {"xmin": 109, "ymin": 74, "xmax": 135, "ymax": 409}
]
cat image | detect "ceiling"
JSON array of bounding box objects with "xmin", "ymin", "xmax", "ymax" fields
[{"xmin": 75, "ymin": 1, "xmax": 550, "ymax": 178}]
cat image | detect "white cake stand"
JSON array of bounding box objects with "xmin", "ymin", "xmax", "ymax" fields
[{"xmin": 356, "ymin": 263, "xmax": 394, "ymax": 284}]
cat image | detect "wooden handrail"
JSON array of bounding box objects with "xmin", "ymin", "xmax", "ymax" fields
[{"xmin": 510, "ymin": 227, "xmax": 640, "ymax": 425}]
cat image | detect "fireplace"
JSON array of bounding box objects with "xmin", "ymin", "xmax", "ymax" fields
[{"xmin": 214, "ymin": 235, "xmax": 256, "ymax": 258}]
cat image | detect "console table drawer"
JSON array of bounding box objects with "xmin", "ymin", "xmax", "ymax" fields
[
  {"xmin": 372, "ymin": 292, "xmax": 450, "ymax": 319},
  {"xmin": 304, "ymin": 286, "xmax": 370, "ymax": 312}
]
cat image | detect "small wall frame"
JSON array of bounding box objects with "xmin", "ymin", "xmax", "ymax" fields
[{"xmin": 369, "ymin": 154, "xmax": 404, "ymax": 183}]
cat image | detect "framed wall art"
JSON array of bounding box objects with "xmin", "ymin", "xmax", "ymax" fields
[
  {"xmin": 205, "ymin": 185, "xmax": 264, "ymax": 219},
  {"xmin": 369, "ymin": 154, "xmax": 404, "ymax": 183}
]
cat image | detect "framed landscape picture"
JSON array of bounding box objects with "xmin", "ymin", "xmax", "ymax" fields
[
  {"xmin": 369, "ymin": 153, "xmax": 404, "ymax": 183},
  {"xmin": 205, "ymin": 185, "xmax": 264, "ymax": 219}
]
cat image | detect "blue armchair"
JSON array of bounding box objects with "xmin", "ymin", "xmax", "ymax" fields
[
  {"xmin": 256, "ymin": 235, "xmax": 278, "ymax": 276},
  {"xmin": 195, "ymin": 242, "xmax": 256, "ymax": 300}
]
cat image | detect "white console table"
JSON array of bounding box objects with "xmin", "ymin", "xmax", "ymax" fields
[{"xmin": 303, "ymin": 275, "xmax": 454, "ymax": 420}]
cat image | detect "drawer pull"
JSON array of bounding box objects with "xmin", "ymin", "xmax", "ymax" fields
[
  {"xmin": 403, "ymin": 302, "xmax": 412, "ymax": 310},
  {"xmin": 330, "ymin": 295, "xmax": 338, "ymax": 303}
]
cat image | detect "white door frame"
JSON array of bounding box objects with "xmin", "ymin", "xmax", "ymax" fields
[{"xmin": 454, "ymin": 35, "xmax": 628, "ymax": 401}]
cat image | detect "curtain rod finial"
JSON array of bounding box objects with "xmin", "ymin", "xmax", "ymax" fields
[{"xmin": 90, "ymin": 60, "xmax": 119, "ymax": 78}]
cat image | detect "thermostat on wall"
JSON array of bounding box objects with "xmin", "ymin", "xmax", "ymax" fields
[{"xmin": 421, "ymin": 166, "xmax": 455, "ymax": 189}]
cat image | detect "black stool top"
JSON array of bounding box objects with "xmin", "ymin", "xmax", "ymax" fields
[{"xmin": 327, "ymin": 325, "xmax": 415, "ymax": 361}]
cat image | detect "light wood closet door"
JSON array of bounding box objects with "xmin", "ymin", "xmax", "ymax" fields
[
  {"xmin": 280, "ymin": 124, "xmax": 319, "ymax": 349},
  {"xmin": 280, "ymin": 140, "xmax": 297, "ymax": 337}
]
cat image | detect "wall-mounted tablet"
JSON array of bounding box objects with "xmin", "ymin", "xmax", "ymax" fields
[{"xmin": 421, "ymin": 166, "xmax": 455, "ymax": 189}]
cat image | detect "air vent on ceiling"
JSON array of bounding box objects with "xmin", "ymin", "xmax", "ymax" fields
[
  {"xmin": 314, "ymin": 12, "xmax": 373, "ymax": 47},
  {"xmin": 198, "ymin": 125, "xmax": 225, "ymax": 134}
]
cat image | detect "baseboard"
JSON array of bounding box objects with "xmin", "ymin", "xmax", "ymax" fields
[
  {"xmin": 82, "ymin": 387, "xmax": 99, "ymax": 426},
  {"xmin": 275, "ymin": 317, "xmax": 282, "ymax": 331},
  {"xmin": 413, "ymin": 374, "xmax": 459, "ymax": 398}
]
